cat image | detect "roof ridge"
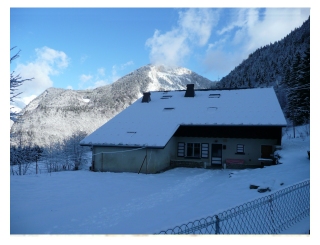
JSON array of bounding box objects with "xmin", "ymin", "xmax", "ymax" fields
[{"xmin": 149, "ymin": 86, "xmax": 274, "ymax": 93}]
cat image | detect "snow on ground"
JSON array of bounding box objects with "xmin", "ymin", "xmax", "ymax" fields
[{"xmin": 9, "ymin": 126, "xmax": 311, "ymax": 238}]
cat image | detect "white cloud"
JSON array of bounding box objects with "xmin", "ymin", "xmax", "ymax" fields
[
  {"xmin": 203, "ymin": 8, "xmax": 310, "ymax": 79},
  {"xmin": 111, "ymin": 61, "xmax": 134, "ymax": 82},
  {"xmin": 97, "ymin": 68, "xmax": 105, "ymax": 76},
  {"xmin": 13, "ymin": 95, "xmax": 38, "ymax": 110},
  {"xmin": 80, "ymin": 55, "xmax": 88, "ymax": 64},
  {"xmin": 80, "ymin": 79, "xmax": 108, "ymax": 90},
  {"xmin": 119, "ymin": 61, "xmax": 134, "ymax": 70},
  {"xmin": 146, "ymin": 8, "xmax": 218, "ymax": 67},
  {"xmin": 80, "ymin": 74, "xmax": 93, "ymax": 83},
  {"xmin": 93, "ymin": 80, "xmax": 108, "ymax": 88},
  {"xmin": 245, "ymin": 8, "xmax": 310, "ymax": 53},
  {"xmin": 11, "ymin": 47, "xmax": 69, "ymax": 108},
  {"xmin": 78, "ymin": 61, "xmax": 134, "ymax": 90},
  {"xmin": 78, "ymin": 74, "xmax": 93, "ymax": 89},
  {"xmin": 146, "ymin": 29, "xmax": 189, "ymax": 66},
  {"xmin": 178, "ymin": 8, "xmax": 217, "ymax": 46}
]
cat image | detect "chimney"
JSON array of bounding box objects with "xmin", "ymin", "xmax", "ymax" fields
[
  {"xmin": 184, "ymin": 84, "xmax": 195, "ymax": 97},
  {"xmin": 141, "ymin": 92, "xmax": 151, "ymax": 103}
]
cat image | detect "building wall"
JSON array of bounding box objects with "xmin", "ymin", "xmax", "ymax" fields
[
  {"xmin": 173, "ymin": 136, "xmax": 278, "ymax": 166},
  {"xmin": 92, "ymin": 137, "xmax": 177, "ymax": 174},
  {"xmin": 91, "ymin": 136, "xmax": 279, "ymax": 173}
]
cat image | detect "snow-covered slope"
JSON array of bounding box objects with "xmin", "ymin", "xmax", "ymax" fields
[
  {"xmin": 10, "ymin": 64, "xmax": 215, "ymax": 147},
  {"xmin": 10, "ymin": 125, "xmax": 310, "ymax": 234}
]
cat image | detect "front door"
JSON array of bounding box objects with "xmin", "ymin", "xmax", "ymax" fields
[{"xmin": 211, "ymin": 144, "xmax": 222, "ymax": 165}]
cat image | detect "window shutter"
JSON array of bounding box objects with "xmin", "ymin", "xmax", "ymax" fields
[
  {"xmin": 201, "ymin": 143, "xmax": 209, "ymax": 158},
  {"xmin": 177, "ymin": 142, "xmax": 185, "ymax": 157}
]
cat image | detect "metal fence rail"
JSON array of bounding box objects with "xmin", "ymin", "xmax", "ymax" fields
[{"xmin": 158, "ymin": 180, "xmax": 310, "ymax": 234}]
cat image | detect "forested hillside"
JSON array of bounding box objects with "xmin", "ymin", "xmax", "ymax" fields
[
  {"xmin": 216, "ymin": 17, "xmax": 310, "ymax": 125},
  {"xmin": 217, "ymin": 17, "xmax": 309, "ymax": 89}
]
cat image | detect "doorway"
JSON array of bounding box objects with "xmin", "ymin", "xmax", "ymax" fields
[
  {"xmin": 211, "ymin": 144, "xmax": 222, "ymax": 165},
  {"xmin": 261, "ymin": 145, "xmax": 273, "ymax": 159}
]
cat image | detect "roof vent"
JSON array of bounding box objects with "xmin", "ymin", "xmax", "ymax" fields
[
  {"xmin": 184, "ymin": 84, "xmax": 195, "ymax": 97},
  {"xmin": 141, "ymin": 92, "xmax": 151, "ymax": 103}
]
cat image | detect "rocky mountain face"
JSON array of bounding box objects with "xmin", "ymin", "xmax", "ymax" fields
[{"xmin": 10, "ymin": 64, "xmax": 215, "ymax": 147}]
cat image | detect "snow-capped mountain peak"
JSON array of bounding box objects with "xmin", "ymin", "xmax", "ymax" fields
[{"xmin": 10, "ymin": 64, "xmax": 215, "ymax": 147}]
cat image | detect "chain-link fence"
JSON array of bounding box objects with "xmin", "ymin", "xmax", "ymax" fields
[{"xmin": 158, "ymin": 180, "xmax": 310, "ymax": 234}]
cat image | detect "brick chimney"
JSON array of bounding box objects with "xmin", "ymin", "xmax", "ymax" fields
[
  {"xmin": 184, "ymin": 84, "xmax": 195, "ymax": 97},
  {"xmin": 141, "ymin": 92, "xmax": 151, "ymax": 103}
]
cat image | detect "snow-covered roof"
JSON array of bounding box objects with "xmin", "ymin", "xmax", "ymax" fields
[{"xmin": 80, "ymin": 87, "xmax": 287, "ymax": 148}]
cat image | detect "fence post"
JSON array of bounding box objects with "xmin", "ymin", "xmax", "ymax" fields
[
  {"xmin": 146, "ymin": 147, "xmax": 148, "ymax": 174},
  {"xmin": 269, "ymin": 195, "xmax": 276, "ymax": 234},
  {"xmin": 215, "ymin": 215, "xmax": 220, "ymax": 234}
]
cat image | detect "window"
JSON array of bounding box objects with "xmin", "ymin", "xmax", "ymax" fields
[
  {"xmin": 201, "ymin": 143, "xmax": 209, "ymax": 158},
  {"xmin": 236, "ymin": 144, "xmax": 245, "ymax": 154},
  {"xmin": 161, "ymin": 95, "xmax": 172, "ymax": 99},
  {"xmin": 186, "ymin": 143, "xmax": 201, "ymax": 158},
  {"xmin": 127, "ymin": 131, "xmax": 136, "ymax": 137},
  {"xmin": 163, "ymin": 107, "xmax": 175, "ymax": 111},
  {"xmin": 177, "ymin": 142, "xmax": 185, "ymax": 157},
  {"xmin": 209, "ymin": 93, "xmax": 221, "ymax": 98},
  {"xmin": 207, "ymin": 107, "xmax": 218, "ymax": 113}
]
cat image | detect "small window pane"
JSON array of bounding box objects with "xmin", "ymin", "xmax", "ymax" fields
[
  {"xmin": 194, "ymin": 143, "xmax": 200, "ymax": 157},
  {"xmin": 187, "ymin": 143, "xmax": 193, "ymax": 157}
]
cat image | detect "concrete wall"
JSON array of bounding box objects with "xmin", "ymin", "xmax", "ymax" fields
[{"xmin": 92, "ymin": 137, "xmax": 177, "ymax": 174}]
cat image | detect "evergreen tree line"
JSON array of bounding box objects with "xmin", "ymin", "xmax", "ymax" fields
[
  {"xmin": 10, "ymin": 131, "xmax": 90, "ymax": 175},
  {"xmin": 284, "ymin": 47, "xmax": 310, "ymax": 125},
  {"xmin": 215, "ymin": 16, "xmax": 310, "ymax": 126},
  {"xmin": 216, "ymin": 17, "xmax": 309, "ymax": 90}
]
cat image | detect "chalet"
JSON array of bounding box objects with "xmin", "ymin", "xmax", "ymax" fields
[{"xmin": 80, "ymin": 85, "xmax": 287, "ymax": 173}]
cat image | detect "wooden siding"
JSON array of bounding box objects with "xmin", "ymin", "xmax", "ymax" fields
[{"xmin": 173, "ymin": 125, "xmax": 282, "ymax": 144}]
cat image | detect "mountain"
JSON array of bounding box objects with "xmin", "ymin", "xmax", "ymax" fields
[
  {"xmin": 10, "ymin": 64, "xmax": 215, "ymax": 147},
  {"xmin": 216, "ymin": 16, "xmax": 310, "ymax": 110}
]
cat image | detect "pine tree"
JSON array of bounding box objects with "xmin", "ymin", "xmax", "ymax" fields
[
  {"xmin": 285, "ymin": 48, "xmax": 310, "ymax": 126},
  {"xmin": 297, "ymin": 47, "xmax": 310, "ymax": 122}
]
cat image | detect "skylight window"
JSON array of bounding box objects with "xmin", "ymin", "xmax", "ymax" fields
[
  {"xmin": 163, "ymin": 107, "xmax": 175, "ymax": 110},
  {"xmin": 127, "ymin": 131, "xmax": 136, "ymax": 137},
  {"xmin": 209, "ymin": 94, "xmax": 221, "ymax": 98},
  {"xmin": 207, "ymin": 107, "xmax": 218, "ymax": 110},
  {"xmin": 161, "ymin": 95, "xmax": 173, "ymax": 99},
  {"xmin": 207, "ymin": 107, "xmax": 218, "ymax": 113}
]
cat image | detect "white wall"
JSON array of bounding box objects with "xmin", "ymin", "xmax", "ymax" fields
[
  {"xmin": 91, "ymin": 136, "xmax": 278, "ymax": 173},
  {"xmin": 92, "ymin": 137, "xmax": 177, "ymax": 173}
]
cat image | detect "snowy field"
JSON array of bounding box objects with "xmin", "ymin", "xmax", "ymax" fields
[{"xmin": 9, "ymin": 125, "xmax": 311, "ymax": 240}]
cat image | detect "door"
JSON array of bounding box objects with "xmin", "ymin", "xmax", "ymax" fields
[
  {"xmin": 211, "ymin": 144, "xmax": 222, "ymax": 165},
  {"xmin": 261, "ymin": 145, "xmax": 273, "ymax": 158}
]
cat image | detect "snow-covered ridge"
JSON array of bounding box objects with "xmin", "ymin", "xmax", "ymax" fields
[{"xmin": 10, "ymin": 64, "xmax": 214, "ymax": 147}]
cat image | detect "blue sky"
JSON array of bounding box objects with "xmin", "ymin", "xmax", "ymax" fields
[{"xmin": 9, "ymin": 6, "xmax": 310, "ymax": 109}]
